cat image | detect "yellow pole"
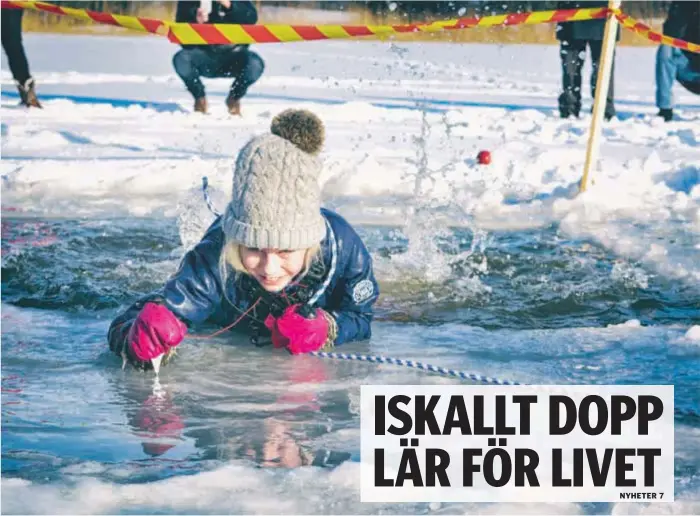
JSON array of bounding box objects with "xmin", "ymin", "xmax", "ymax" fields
[{"xmin": 579, "ymin": 0, "xmax": 621, "ymax": 193}]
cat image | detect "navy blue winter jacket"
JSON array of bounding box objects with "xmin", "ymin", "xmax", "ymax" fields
[{"xmin": 108, "ymin": 209, "xmax": 379, "ymax": 365}]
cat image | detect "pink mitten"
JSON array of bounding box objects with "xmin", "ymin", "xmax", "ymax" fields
[
  {"xmin": 128, "ymin": 302, "xmax": 187, "ymax": 362},
  {"xmin": 275, "ymin": 304, "xmax": 329, "ymax": 355},
  {"xmin": 265, "ymin": 313, "xmax": 290, "ymax": 349}
]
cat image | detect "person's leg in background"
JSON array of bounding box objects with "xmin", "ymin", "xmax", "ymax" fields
[
  {"xmin": 172, "ymin": 46, "xmax": 220, "ymax": 113},
  {"xmin": 676, "ymin": 57, "xmax": 700, "ymax": 96},
  {"xmin": 1, "ymin": 8, "xmax": 41, "ymax": 108},
  {"xmin": 558, "ymin": 39, "xmax": 586, "ymax": 118},
  {"xmin": 221, "ymin": 49, "xmax": 265, "ymax": 116},
  {"xmin": 656, "ymin": 45, "xmax": 700, "ymax": 121},
  {"xmin": 655, "ymin": 45, "xmax": 680, "ymax": 121},
  {"xmin": 589, "ymin": 39, "xmax": 616, "ymax": 121}
]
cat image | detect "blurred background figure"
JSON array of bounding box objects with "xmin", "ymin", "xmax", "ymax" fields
[
  {"xmin": 172, "ymin": 0, "xmax": 265, "ymax": 115},
  {"xmin": 555, "ymin": 0, "xmax": 618, "ymax": 121},
  {"xmin": 655, "ymin": 0, "xmax": 700, "ymax": 122},
  {"xmin": 1, "ymin": 5, "xmax": 42, "ymax": 108}
]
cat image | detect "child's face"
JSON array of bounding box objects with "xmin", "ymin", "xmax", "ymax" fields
[{"xmin": 239, "ymin": 246, "xmax": 307, "ymax": 292}]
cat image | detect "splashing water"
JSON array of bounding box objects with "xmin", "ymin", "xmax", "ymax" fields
[
  {"xmin": 374, "ymin": 106, "xmax": 493, "ymax": 307},
  {"xmin": 176, "ymin": 180, "xmax": 227, "ymax": 251}
]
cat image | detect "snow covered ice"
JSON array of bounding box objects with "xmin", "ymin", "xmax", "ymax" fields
[
  {"xmin": 2, "ymin": 36, "xmax": 699, "ymax": 283},
  {"xmin": 2, "ymin": 31, "xmax": 699, "ymax": 515}
]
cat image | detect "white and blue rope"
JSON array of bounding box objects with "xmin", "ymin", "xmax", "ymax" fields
[
  {"xmin": 310, "ymin": 350, "xmax": 699, "ymax": 419},
  {"xmin": 307, "ymin": 219, "xmax": 337, "ymax": 307},
  {"xmin": 202, "ymin": 176, "xmax": 221, "ymax": 217},
  {"xmin": 310, "ymin": 351, "xmax": 519, "ymax": 386}
]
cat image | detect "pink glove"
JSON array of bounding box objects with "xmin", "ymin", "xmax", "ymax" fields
[
  {"xmin": 265, "ymin": 304, "xmax": 329, "ymax": 355},
  {"xmin": 265, "ymin": 313, "xmax": 290, "ymax": 349},
  {"xmin": 128, "ymin": 302, "xmax": 187, "ymax": 362}
]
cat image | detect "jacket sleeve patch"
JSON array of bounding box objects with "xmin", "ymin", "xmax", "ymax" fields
[{"xmin": 352, "ymin": 278, "xmax": 375, "ymax": 304}]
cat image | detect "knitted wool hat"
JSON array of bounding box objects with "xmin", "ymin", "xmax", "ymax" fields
[{"xmin": 222, "ymin": 109, "xmax": 327, "ymax": 250}]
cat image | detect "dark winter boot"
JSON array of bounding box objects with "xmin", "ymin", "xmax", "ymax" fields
[
  {"xmin": 657, "ymin": 108, "xmax": 673, "ymax": 122},
  {"xmin": 586, "ymin": 103, "xmax": 616, "ymax": 121},
  {"xmin": 226, "ymin": 92, "xmax": 241, "ymax": 116},
  {"xmin": 558, "ymin": 91, "xmax": 580, "ymax": 119},
  {"xmin": 194, "ymin": 97, "xmax": 207, "ymax": 114},
  {"xmin": 16, "ymin": 78, "xmax": 42, "ymax": 108},
  {"xmin": 601, "ymin": 104, "xmax": 616, "ymax": 121}
]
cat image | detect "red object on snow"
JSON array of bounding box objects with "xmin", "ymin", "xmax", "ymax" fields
[{"xmin": 477, "ymin": 150, "xmax": 492, "ymax": 165}]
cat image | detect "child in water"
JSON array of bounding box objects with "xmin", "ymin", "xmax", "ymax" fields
[{"xmin": 108, "ymin": 109, "xmax": 379, "ymax": 370}]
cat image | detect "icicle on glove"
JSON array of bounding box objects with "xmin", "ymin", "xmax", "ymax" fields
[
  {"xmin": 128, "ymin": 302, "xmax": 188, "ymax": 362},
  {"xmin": 265, "ymin": 304, "xmax": 338, "ymax": 354}
]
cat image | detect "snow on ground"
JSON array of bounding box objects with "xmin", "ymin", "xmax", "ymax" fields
[{"xmin": 2, "ymin": 34, "xmax": 699, "ymax": 286}]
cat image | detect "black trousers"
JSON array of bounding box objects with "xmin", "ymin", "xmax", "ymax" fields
[
  {"xmin": 1, "ymin": 8, "xmax": 32, "ymax": 85},
  {"xmin": 559, "ymin": 39, "xmax": 615, "ymax": 117}
]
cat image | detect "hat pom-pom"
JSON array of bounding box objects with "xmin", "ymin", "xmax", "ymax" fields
[{"xmin": 270, "ymin": 109, "xmax": 325, "ymax": 155}]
